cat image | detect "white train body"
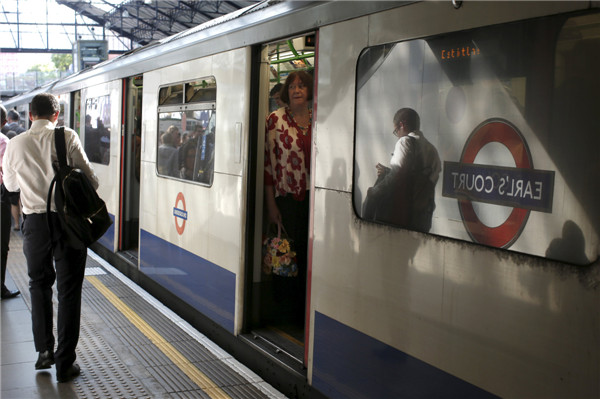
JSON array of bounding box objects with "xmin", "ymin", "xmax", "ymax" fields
[{"xmin": 3, "ymin": 2, "xmax": 598, "ymax": 398}]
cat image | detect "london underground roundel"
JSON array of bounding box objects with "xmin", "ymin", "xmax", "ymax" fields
[
  {"xmin": 442, "ymin": 119, "xmax": 555, "ymax": 249},
  {"xmin": 460, "ymin": 120, "xmax": 531, "ymax": 247},
  {"xmin": 173, "ymin": 192, "xmax": 188, "ymax": 235}
]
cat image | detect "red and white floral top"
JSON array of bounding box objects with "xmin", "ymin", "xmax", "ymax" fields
[{"xmin": 264, "ymin": 107, "xmax": 311, "ymax": 201}]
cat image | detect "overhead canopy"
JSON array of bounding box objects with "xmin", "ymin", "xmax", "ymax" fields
[{"xmin": 56, "ymin": 0, "xmax": 261, "ymax": 46}]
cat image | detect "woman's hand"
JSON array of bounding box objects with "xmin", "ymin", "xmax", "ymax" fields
[
  {"xmin": 265, "ymin": 185, "xmax": 282, "ymax": 226},
  {"xmin": 268, "ymin": 203, "xmax": 282, "ymax": 226}
]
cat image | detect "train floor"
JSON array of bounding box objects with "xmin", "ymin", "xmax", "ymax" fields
[{"xmin": 1, "ymin": 230, "xmax": 287, "ymax": 399}]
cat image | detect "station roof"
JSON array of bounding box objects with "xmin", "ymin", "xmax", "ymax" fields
[{"xmin": 56, "ymin": 0, "xmax": 262, "ymax": 46}]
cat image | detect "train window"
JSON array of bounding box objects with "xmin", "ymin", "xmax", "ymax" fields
[
  {"xmin": 159, "ymin": 84, "xmax": 183, "ymax": 105},
  {"xmin": 185, "ymin": 78, "xmax": 217, "ymax": 103},
  {"xmin": 72, "ymin": 91, "xmax": 81, "ymax": 135},
  {"xmin": 157, "ymin": 78, "xmax": 216, "ymax": 185},
  {"xmin": 353, "ymin": 12, "xmax": 600, "ymax": 264},
  {"xmin": 157, "ymin": 107, "xmax": 216, "ymax": 185},
  {"xmin": 84, "ymin": 95, "xmax": 111, "ymax": 165}
]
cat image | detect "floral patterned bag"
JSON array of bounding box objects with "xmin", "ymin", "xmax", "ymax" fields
[{"xmin": 262, "ymin": 224, "xmax": 298, "ymax": 277}]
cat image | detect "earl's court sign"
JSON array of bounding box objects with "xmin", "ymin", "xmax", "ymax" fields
[{"xmin": 442, "ymin": 119, "xmax": 555, "ymax": 248}]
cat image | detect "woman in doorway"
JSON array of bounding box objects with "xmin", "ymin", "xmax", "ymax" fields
[{"xmin": 264, "ymin": 70, "xmax": 313, "ymax": 327}]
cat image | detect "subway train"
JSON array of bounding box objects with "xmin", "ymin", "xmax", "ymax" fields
[{"xmin": 3, "ymin": 1, "xmax": 599, "ymax": 398}]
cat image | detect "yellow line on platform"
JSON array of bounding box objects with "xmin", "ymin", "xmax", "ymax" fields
[{"xmin": 86, "ymin": 275, "xmax": 231, "ymax": 399}]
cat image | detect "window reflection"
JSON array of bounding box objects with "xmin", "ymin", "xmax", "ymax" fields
[
  {"xmin": 84, "ymin": 95, "xmax": 111, "ymax": 165},
  {"xmin": 157, "ymin": 109, "xmax": 215, "ymax": 185}
]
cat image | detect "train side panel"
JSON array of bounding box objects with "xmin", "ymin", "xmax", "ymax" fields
[
  {"xmin": 139, "ymin": 48, "xmax": 250, "ymax": 334},
  {"xmin": 310, "ymin": 2, "xmax": 599, "ymax": 398}
]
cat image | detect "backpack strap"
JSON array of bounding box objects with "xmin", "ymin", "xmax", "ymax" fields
[
  {"xmin": 54, "ymin": 127, "xmax": 67, "ymax": 168},
  {"xmin": 46, "ymin": 127, "xmax": 67, "ymax": 242}
]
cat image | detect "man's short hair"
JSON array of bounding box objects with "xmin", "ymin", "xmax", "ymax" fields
[
  {"xmin": 393, "ymin": 108, "xmax": 420, "ymax": 133},
  {"xmin": 30, "ymin": 93, "xmax": 60, "ymax": 119},
  {"xmin": 7, "ymin": 110, "xmax": 19, "ymax": 122},
  {"xmin": 0, "ymin": 104, "xmax": 6, "ymax": 126}
]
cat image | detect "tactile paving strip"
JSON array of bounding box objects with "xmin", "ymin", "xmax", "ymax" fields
[
  {"xmin": 7, "ymin": 235, "xmax": 281, "ymax": 398},
  {"xmin": 77, "ymin": 280, "xmax": 153, "ymax": 398},
  {"xmin": 6, "ymin": 235, "xmax": 152, "ymax": 398},
  {"xmin": 85, "ymin": 270, "xmax": 271, "ymax": 398}
]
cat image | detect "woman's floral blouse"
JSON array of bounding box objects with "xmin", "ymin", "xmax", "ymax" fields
[{"xmin": 264, "ymin": 107, "xmax": 311, "ymax": 200}]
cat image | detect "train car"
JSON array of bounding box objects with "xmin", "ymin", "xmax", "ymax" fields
[{"xmin": 3, "ymin": 1, "xmax": 599, "ymax": 398}]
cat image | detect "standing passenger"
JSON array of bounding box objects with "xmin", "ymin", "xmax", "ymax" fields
[
  {"xmin": 264, "ymin": 71, "xmax": 313, "ymax": 326},
  {"xmin": 1, "ymin": 109, "xmax": 26, "ymax": 134},
  {"xmin": 0, "ymin": 104, "xmax": 20, "ymax": 299},
  {"xmin": 2, "ymin": 93, "xmax": 99, "ymax": 383},
  {"xmin": 269, "ymin": 83, "xmax": 285, "ymax": 113}
]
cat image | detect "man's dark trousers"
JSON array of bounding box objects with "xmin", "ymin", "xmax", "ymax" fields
[
  {"xmin": 1, "ymin": 189, "xmax": 11, "ymax": 290},
  {"xmin": 22, "ymin": 212, "xmax": 86, "ymax": 376}
]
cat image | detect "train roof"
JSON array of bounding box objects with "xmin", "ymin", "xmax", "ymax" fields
[{"xmin": 2, "ymin": 1, "xmax": 408, "ymax": 107}]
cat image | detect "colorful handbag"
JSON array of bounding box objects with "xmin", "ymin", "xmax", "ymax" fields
[{"xmin": 262, "ymin": 223, "xmax": 298, "ymax": 277}]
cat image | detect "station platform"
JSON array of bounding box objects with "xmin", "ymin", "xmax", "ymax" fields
[{"xmin": 1, "ymin": 230, "xmax": 287, "ymax": 399}]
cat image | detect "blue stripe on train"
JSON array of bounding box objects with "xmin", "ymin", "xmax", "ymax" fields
[
  {"xmin": 312, "ymin": 312, "xmax": 497, "ymax": 398},
  {"xmin": 139, "ymin": 229, "xmax": 235, "ymax": 332},
  {"xmin": 97, "ymin": 213, "xmax": 115, "ymax": 249}
]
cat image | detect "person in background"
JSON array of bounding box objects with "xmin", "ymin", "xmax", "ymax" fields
[
  {"xmin": 178, "ymin": 138, "xmax": 198, "ymax": 180},
  {"xmin": 1, "ymin": 110, "xmax": 24, "ymax": 231},
  {"xmin": 264, "ymin": 71, "xmax": 313, "ymax": 326},
  {"xmin": 269, "ymin": 83, "xmax": 285, "ymax": 113},
  {"xmin": 0, "ymin": 104, "xmax": 20, "ymax": 299},
  {"xmin": 1, "ymin": 109, "xmax": 26, "ymax": 135},
  {"xmin": 2, "ymin": 93, "xmax": 99, "ymax": 383},
  {"xmin": 158, "ymin": 127, "xmax": 179, "ymax": 175}
]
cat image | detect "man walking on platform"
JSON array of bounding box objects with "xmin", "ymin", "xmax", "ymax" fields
[{"xmin": 2, "ymin": 93, "xmax": 99, "ymax": 383}]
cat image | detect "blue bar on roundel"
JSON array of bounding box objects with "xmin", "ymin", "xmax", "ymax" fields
[
  {"xmin": 442, "ymin": 161, "xmax": 555, "ymax": 213},
  {"xmin": 173, "ymin": 208, "xmax": 188, "ymax": 220}
]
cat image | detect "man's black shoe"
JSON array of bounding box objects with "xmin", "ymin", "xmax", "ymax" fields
[
  {"xmin": 57, "ymin": 363, "xmax": 80, "ymax": 383},
  {"xmin": 35, "ymin": 350, "xmax": 55, "ymax": 370},
  {"xmin": 1, "ymin": 288, "xmax": 20, "ymax": 299}
]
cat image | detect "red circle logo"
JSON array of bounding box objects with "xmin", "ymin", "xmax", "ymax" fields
[
  {"xmin": 458, "ymin": 119, "xmax": 532, "ymax": 248},
  {"xmin": 173, "ymin": 192, "xmax": 187, "ymax": 235}
]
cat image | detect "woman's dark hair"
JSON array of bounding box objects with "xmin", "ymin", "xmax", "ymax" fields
[
  {"xmin": 30, "ymin": 93, "xmax": 60, "ymax": 118},
  {"xmin": 279, "ymin": 70, "xmax": 313, "ymax": 105}
]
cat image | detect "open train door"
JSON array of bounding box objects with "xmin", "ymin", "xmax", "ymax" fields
[
  {"xmin": 245, "ymin": 33, "xmax": 317, "ymax": 370},
  {"xmin": 118, "ymin": 76, "xmax": 143, "ymax": 261}
]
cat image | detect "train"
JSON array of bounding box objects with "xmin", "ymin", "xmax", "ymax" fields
[{"xmin": 3, "ymin": 1, "xmax": 599, "ymax": 397}]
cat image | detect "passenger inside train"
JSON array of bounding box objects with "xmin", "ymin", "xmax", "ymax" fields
[{"xmin": 263, "ymin": 70, "xmax": 313, "ymax": 336}]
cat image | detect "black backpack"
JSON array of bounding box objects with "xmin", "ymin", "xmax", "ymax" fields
[{"xmin": 47, "ymin": 127, "xmax": 112, "ymax": 249}]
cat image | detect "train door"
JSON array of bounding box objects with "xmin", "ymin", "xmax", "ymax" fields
[
  {"xmin": 118, "ymin": 76, "xmax": 142, "ymax": 259},
  {"xmin": 247, "ymin": 33, "xmax": 316, "ymax": 365}
]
